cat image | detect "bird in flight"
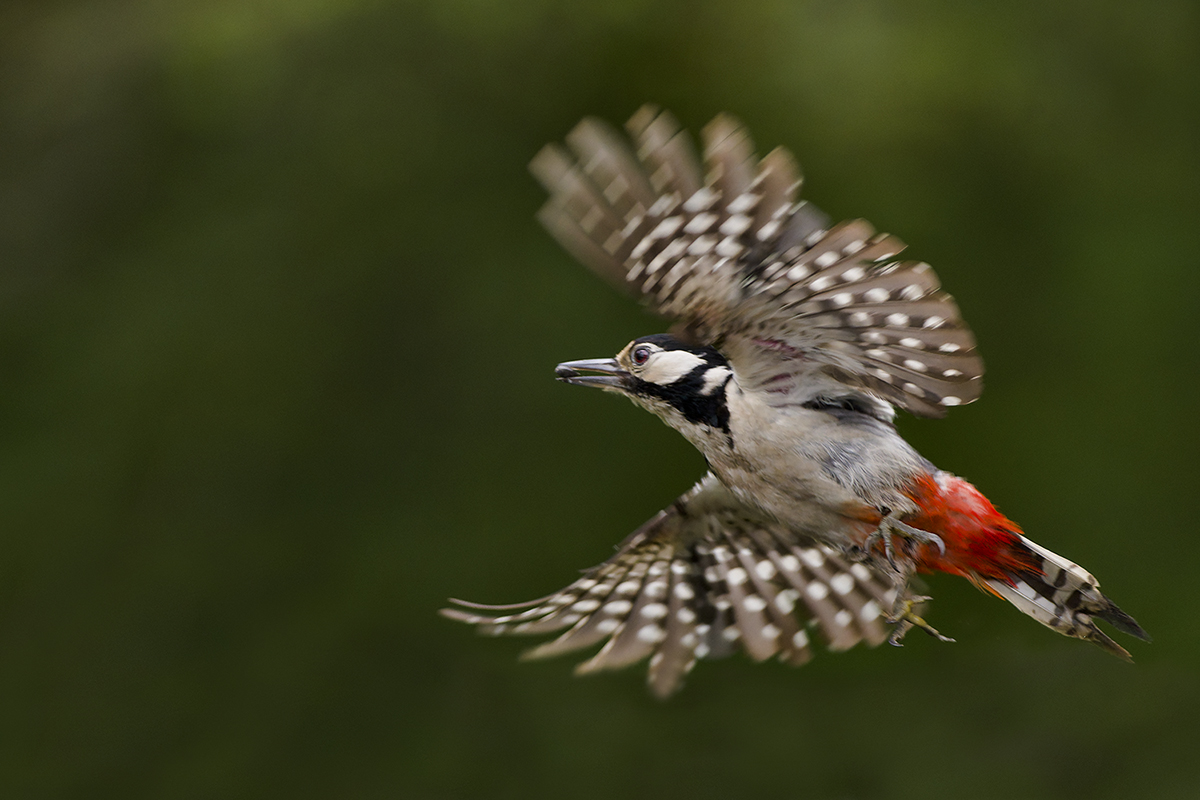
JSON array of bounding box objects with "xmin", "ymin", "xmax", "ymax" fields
[{"xmin": 441, "ymin": 106, "xmax": 1148, "ymax": 698}]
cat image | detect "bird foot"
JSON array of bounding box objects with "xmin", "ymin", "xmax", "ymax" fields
[
  {"xmin": 886, "ymin": 595, "xmax": 955, "ymax": 646},
  {"xmin": 864, "ymin": 512, "xmax": 946, "ymax": 571}
]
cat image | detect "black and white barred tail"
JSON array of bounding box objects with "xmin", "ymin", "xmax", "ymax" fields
[
  {"xmin": 441, "ymin": 477, "xmax": 899, "ymax": 698},
  {"xmin": 984, "ymin": 535, "xmax": 1150, "ymax": 660}
]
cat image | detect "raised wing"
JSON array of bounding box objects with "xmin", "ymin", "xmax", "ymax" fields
[
  {"xmin": 441, "ymin": 475, "xmax": 898, "ymax": 698},
  {"xmin": 531, "ymin": 106, "xmax": 983, "ymax": 417}
]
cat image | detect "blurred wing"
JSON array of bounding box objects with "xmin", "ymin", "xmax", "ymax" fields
[
  {"xmin": 441, "ymin": 474, "xmax": 898, "ymax": 698},
  {"xmin": 531, "ymin": 105, "xmax": 983, "ymax": 417}
]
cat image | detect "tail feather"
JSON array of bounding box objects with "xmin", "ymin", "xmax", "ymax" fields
[{"xmin": 983, "ymin": 534, "xmax": 1149, "ymax": 660}]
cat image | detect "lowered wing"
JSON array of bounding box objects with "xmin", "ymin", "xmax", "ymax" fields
[{"xmin": 441, "ymin": 475, "xmax": 898, "ymax": 698}]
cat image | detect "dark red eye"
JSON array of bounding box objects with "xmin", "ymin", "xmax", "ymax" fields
[{"xmin": 631, "ymin": 346, "xmax": 651, "ymax": 366}]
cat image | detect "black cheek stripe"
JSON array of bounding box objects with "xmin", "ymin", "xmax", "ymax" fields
[{"xmin": 632, "ymin": 367, "xmax": 731, "ymax": 434}]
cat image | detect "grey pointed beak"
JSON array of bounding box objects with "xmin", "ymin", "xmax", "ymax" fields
[{"xmin": 555, "ymin": 357, "xmax": 630, "ymax": 390}]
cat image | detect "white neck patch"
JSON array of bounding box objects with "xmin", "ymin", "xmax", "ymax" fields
[
  {"xmin": 641, "ymin": 349, "xmax": 707, "ymax": 385},
  {"xmin": 700, "ymin": 366, "xmax": 732, "ymax": 395}
]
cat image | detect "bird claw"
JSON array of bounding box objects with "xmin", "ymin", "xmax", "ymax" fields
[
  {"xmin": 857, "ymin": 511, "xmax": 954, "ymax": 646},
  {"xmin": 886, "ymin": 595, "xmax": 955, "ymax": 646},
  {"xmin": 864, "ymin": 513, "xmax": 946, "ymax": 571}
]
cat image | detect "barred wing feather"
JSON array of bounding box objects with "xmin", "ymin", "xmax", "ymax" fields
[
  {"xmin": 441, "ymin": 475, "xmax": 898, "ymax": 698},
  {"xmin": 531, "ymin": 105, "xmax": 983, "ymax": 417}
]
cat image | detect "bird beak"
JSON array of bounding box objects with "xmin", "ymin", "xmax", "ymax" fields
[{"xmin": 555, "ymin": 358, "xmax": 630, "ymax": 391}]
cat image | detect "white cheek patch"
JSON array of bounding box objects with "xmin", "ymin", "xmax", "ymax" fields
[
  {"xmin": 700, "ymin": 366, "xmax": 731, "ymax": 395},
  {"xmin": 642, "ymin": 350, "xmax": 706, "ymax": 385}
]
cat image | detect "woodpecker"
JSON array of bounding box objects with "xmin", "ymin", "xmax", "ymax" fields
[{"xmin": 441, "ymin": 106, "xmax": 1148, "ymax": 697}]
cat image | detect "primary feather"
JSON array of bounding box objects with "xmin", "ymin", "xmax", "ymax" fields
[{"xmin": 531, "ymin": 105, "xmax": 983, "ymax": 418}]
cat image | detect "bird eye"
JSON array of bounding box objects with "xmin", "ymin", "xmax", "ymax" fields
[{"xmin": 631, "ymin": 346, "xmax": 651, "ymax": 366}]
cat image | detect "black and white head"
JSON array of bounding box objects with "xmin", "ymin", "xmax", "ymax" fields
[{"xmin": 556, "ymin": 334, "xmax": 734, "ymax": 436}]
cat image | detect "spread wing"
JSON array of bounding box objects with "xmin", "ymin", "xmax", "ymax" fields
[
  {"xmin": 441, "ymin": 475, "xmax": 898, "ymax": 698},
  {"xmin": 531, "ymin": 106, "xmax": 983, "ymax": 417}
]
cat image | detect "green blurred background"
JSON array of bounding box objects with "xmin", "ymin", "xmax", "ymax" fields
[{"xmin": 3, "ymin": 1, "xmax": 1198, "ymax": 798}]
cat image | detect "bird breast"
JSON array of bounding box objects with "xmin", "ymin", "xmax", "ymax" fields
[{"xmin": 702, "ymin": 385, "xmax": 930, "ymax": 540}]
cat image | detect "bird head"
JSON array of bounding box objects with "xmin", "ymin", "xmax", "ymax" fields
[{"xmin": 555, "ymin": 334, "xmax": 734, "ymax": 435}]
